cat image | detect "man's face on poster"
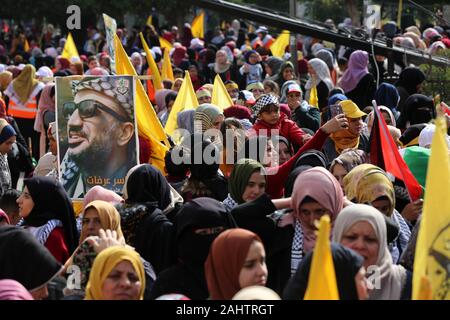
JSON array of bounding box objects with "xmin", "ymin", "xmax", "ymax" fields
[{"xmin": 65, "ymin": 90, "xmax": 132, "ymax": 165}]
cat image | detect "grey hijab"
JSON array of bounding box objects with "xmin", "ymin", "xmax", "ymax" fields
[{"xmin": 332, "ymin": 204, "xmax": 407, "ymax": 300}]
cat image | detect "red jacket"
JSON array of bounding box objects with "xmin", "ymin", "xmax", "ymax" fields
[
  {"xmin": 251, "ymin": 113, "xmax": 307, "ymax": 149},
  {"xmin": 265, "ymin": 128, "xmax": 329, "ymax": 199}
]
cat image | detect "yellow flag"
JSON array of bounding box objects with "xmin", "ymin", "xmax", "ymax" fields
[
  {"xmin": 164, "ymin": 71, "xmax": 199, "ymax": 136},
  {"xmin": 146, "ymin": 15, "xmax": 153, "ymax": 27},
  {"xmin": 139, "ymin": 33, "xmax": 163, "ymax": 90},
  {"xmin": 413, "ymin": 117, "xmax": 450, "ymax": 300},
  {"xmin": 114, "ymin": 34, "xmax": 169, "ymax": 174},
  {"xmin": 191, "ymin": 12, "xmax": 205, "ymax": 39},
  {"xmin": 270, "ymin": 30, "xmax": 290, "ymax": 58},
  {"xmin": 304, "ymin": 215, "xmax": 339, "ymax": 300},
  {"xmin": 159, "ymin": 37, "xmax": 173, "ymax": 51},
  {"xmin": 161, "ymin": 48, "xmax": 174, "ymax": 81},
  {"xmin": 309, "ymin": 85, "xmax": 319, "ymax": 108},
  {"xmin": 62, "ymin": 32, "xmax": 80, "ymax": 60},
  {"xmin": 211, "ymin": 74, "xmax": 233, "ymax": 110},
  {"xmin": 24, "ymin": 38, "xmax": 30, "ymax": 53}
]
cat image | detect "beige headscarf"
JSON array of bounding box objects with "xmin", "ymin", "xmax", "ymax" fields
[
  {"xmin": 0, "ymin": 71, "xmax": 13, "ymax": 91},
  {"xmin": 332, "ymin": 204, "xmax": 407, "ymax": 300},
  {"xmin": 12, "ymin": 65, "xmax": 40, "ymax": 103},
  {"xmin": 80, "ymin": 200, "xmax": 124, "ymax": 243}
]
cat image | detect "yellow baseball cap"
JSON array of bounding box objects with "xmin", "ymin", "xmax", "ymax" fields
[{"xmin": 340, "ymin": 100, "xmax": 367, "ymax": 118}]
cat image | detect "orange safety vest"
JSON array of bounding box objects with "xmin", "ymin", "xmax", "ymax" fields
[{"xmin": 6, "ymin": 83, "xmax": 44, "ymax": 119}]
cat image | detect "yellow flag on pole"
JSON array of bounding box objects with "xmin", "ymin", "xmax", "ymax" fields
[
  {"xmin": 304, "ymin": 215, "xmax": 340, "ymax": 300},
  {"xmin": 146, "ymin": 15, "xmax": 153, "ymax": 27},
  {"xmin": 161, "ymin": 48, "xmax": 174, "ymax": 82},
  {"xmin": 159, "ymin": 37, "xmax": 173, "ymax": 51},
  {"xmin": 139, "ymin": 33, "xmax": 163, "ymax": 90},
  {"xmin": 270, "ymin": 30, "xmax": 290, "ymax": 58},
  {"xmin": 191, "ymin": 12, "xmax": 205, "ymax": 39},
  {"xmin": 24, "ymin": 39, "xmax": 30, "ymax": 53},
  {"xmin": 114, "ymin": 34, "xmax": 169, "ymax": 173},
  {"xmin": 413, "ymin": 116, "xmax": 450, "ymax": 300},
  {"xmin": 211, "ymin": 74, "xmax": 233, "ymax": 110},
  {"xmin": 62, "ymin": 32, "xmax": 80, "ymax": 60},
  {"xmin": 164, "ymin": 71, "xmax": 199, "ymax": 136}
]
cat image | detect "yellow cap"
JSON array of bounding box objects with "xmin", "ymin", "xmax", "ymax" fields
[{"xmin": 340, "ymin": 100, "xmax": 367, "ymax": 118}]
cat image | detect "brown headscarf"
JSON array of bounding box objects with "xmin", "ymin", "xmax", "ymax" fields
[
  {"xmin": 12, "ymin": 64, "xmax": 40, "ymax": 103},
  {"xmin": 205, "ymin": 228, "xmax": 263, "ymax": 300}
]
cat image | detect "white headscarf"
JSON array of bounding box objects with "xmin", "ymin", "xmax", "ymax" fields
[
  {"xmin": 305, "ymin": 58, "xmax": 334, "ymax": 102},
  {"xmin": 332, "ymin": 204, "xmax": 407, "ymax": 300}
]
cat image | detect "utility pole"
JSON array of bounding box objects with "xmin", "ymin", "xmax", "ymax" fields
[{"xmin": 289, "ymin": 0, "xmax": 298, "ymax": 74}]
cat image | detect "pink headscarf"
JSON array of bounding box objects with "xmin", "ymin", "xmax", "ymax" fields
[
  {"xmin": 0, "ymin": 280, "xmax": 33, "ymax": 300},
  {"xmin": 34, "ymin": 83, "xmax": 55, "ymax": 133},
  {"xmin": 338, "ymin": 50, "xmax": 369, "ymax": 93},
  {"xmin": 291, "ymin": 167, "xmax": 344, "ymax": 252},
  {"xmin": 0, "ymin": 209, "xmax": 10, "ymax": 224},
  {"xmin": 155, "ymin": 89, "xmax": 175, "ymax": 113},
  {"xmin": 82, "ymin": 186, "xmax": 124, "ymax": 210}
]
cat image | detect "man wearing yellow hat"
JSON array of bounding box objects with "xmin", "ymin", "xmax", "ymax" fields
[{"xmin": 322, "ymin": 100, "xmax": 368, "ymax": 163}]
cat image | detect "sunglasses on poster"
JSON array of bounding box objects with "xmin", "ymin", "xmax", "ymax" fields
[{"xmin": 63, "ymin": 100, "xmax": 130, "ymax": 122}]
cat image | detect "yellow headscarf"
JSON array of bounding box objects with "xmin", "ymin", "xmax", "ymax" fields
[
  {"xmin": 85, "ymin": 246, "xmax": 145, "ymax": 300},
  {"xmin": 0, "ymin": 71, "xmax": 13, "ymax": 91},
  {"xmin": 330, "ymin": 129, "xmax": 360, "ymax": 154},
  {"xmin": 343, "ymin": 164, "xmax": 379, "ymax": 201},
  {"xmin": 12, "ymin": 64, "xmax": 40, "ymax": 103},
  {"xmin": 80, "ymin": 200, "xmax": 124, "ymax": 243},
  {"xmin": 344, "ymin": 164, "xmax": 395, "ymax": 216}
]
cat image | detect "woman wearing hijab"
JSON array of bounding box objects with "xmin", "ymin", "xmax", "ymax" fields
[
  {"xmin": 332, "ymin": 204, "xmax": 411, "ymax": 300},
  {"xmin": 182, "ymin": 137, "xmax": 229, "ymax": 202},
  {"xmin": 264, "ymin": 56, "xmax": 284, "ymax": 82},
  {"xmin": 177, "ymin": 109, "xmax": 196, "ymax": 135},
  {"xmin": 397, "ymin": 94, "xmax": 436, "ymax": 131},
  {"xmin": 395, "ymin": 67, "xmax": 426, "ymax": 114},
  {"xmin": 150, "ymin": 198, "xmax": 237, "ymax": 300},
  {"xmin": 206, "ymin": 49, "xmax": 239, "ymax": 84},
  {"xmin": 0, "ymin": 119, "xmax": 17, "ymax": 195},
  {"xmin": 16, "ymin": 176, "xmax": 79, "ymax": 263},
  {"xmin": 205, "ymin": 228, "xmax": 268, "ymax": 300},
  {"xmin": 366, "ymin": 106, "xmax": 397, "ymax": 133},
  {"xmin": 118, "ymin": 164, "xmax": 180, "ymax": 274},
  {"xmin": 374, "ymin": 83, "xmax": 400, "ymax": 120},
  {"xmin": 343, "ymin": 165, "xmax": 411, "ymax": 263},
  {"xmin": 155, "ymin": 89, "xmax": 175, "ymax": 116},
  {"xmin": 194, "ymin": 104, "xmax": 225, "ymax": 134},
  {"xmin": 223, "ymin": 159, "xmax": 266, "ymax": 210},
  {"xmin": 274, "ymin": 61, "xmax": 297, "ymax": 91},
  {"xmin": 0, "ymin": 279, "xmax": 34, "ymax": 300},
  {"xmin": 290, "ymin": 167, "xmax": 344, "ymax": 274},
  {"xmin": 315, "ymin": 49, "xmax": 338, "ymax": 85},
  {"xmin": 305, "ymin": 58, "xmax": 334, "ymax": 111},
  {"xmin": 85, "ymin": 246, "xmax": 145, "ymax": 300},
  {"xmin": 79, "ymin": 200, "xmax": 124, "ymax": 244},
  {"xmin": 283, "ymin": 243, "xmax": 368, "ymax": 300},
  {"xmin": 322, "ymin": 100, "xmax": 369, "ymax": 163},
  {"xmin": 0, "ymin": 225, "xmax": 62, "ymax": 300},
  {"xmin": 322, "ymin": 93, "xmax": 348, "ymax": 123},
  {"xmin": 34, "ymin": 82, "xmax": 55, "ymax": 158},
  {"xmin": 329, "ymin": 149, "xmax": 368, "ymax": 191},
  {"xmin": 338, "ymin": 50, "xmax": 376, "ymax": 110},
  {"xmin": 4, "ymin": 64, "xmax": 45, "ymax": 158},
  {"xmin": 242, "ymin": 114, "xmax": 348, "ymax": 198}
]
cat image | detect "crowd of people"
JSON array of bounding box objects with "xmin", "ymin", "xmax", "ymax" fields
[{"xmin": 0, "ymin": 11, "xmax": 449, "ymax": 300}]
